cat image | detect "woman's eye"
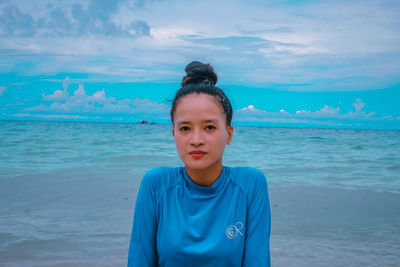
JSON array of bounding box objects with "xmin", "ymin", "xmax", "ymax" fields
[
  {"xmin": 205, "ymin": 125, "xmax": 216, "ymax": 130},
  {"xmin": 179, "ymin": 126, "xmax": 190, "ymax": 131}
]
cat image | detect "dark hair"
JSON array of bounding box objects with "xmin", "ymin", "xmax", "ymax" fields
[{"xmin": 170, "ymin": 61, "xmax": 233, "ymax": 126}]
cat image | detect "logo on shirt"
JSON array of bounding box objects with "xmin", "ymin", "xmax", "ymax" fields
[{"xmin": 226, "ymin": 221, "xmax": 243, "ymax": 239}]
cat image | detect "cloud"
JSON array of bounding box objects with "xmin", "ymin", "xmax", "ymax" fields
[
  {"xmin": 352, "ymin": 98, "xmax": 365, "ymax": 114},
  {"xmin": 234, "ymin": 105, "xmax": 346, "ymax": 126},
  {"xmin": 344, "ymin": 98, "xmax": 376, "ymax": 119},
  {"xmin": 0, "ymin": 1, "xmax": 151, "ymax": 37},
  {"xmin": 92, "ymin": 89, "xmax": 106, "ymax": 102},
  {"xmin": 318, "ymin": 105, "xmax": 340, "ymax": 116},
  {"xmin": 0, "ymin": 0, "xmax": 399, "ymax": 92},
  {"xmin": 27, "ymin": 79, "xmax": 169, "ymax": 121},
  {"xmin": 295, "ymin": 105, "xmax": 341, "ymax": 118},
  {"xmin": 62, "ymin": 76, "xmax": 70, "ymax": 90},
  {"xmin": 0, "ymin": 4, "xmax": 34, "ymax": 36},
  {"xmin": 240, "ymin": 104, "xmax": 254, "ymax": 111},
  {"xmin": 235, "ymin": 98, "xmax": 381, "ymax": 126},
  {"xmin": 39, "ymin": 83, "xmax": 119, "ymax": 112},
  {"xmin": 42, "ymin": 89, "xmax": 69, "ymax": 101},
  {"xmin": 86, "ymin": 0, "xmax": 124, "ymax": 21},
  {"xmin": 128, "ymin": 20, "xmax": 150, "ymax": 36},
  {"xmin": 42, "ymin": 77, "xmax": 70, "ymax": 100},
  {"xmin": 0, "ymin": 86, "xmax": 5, "ymax": 96}
]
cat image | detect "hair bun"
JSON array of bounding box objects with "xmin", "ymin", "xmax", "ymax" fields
[{"xmin": 181, "ymin": 61, "xmax": 218, "ymax": 86}]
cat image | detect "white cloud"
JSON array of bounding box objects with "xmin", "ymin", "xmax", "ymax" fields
[
  {"xmin": 27, "ymin": 81, "xmax": 169, "ymax": 120},
  {"xmin": 294, "ymin": 105, "xmax": 340, "ymax": 118},
  {"xmin": 352, "ymin": 98, "xmax": 365, "ymax": 114},
  {"xmin": 73, "ymin": 84, "xmax": 86, "ymax": 96},
  {"xmin": 318, "ymin": 105, "xmax": 340, "ymax": 115},
  {"xmin": 0, "ymin": 0, "xmax": 399, "ymax": 90},
  {"xmin": 240, "ymin": 104, "xmax": 254, "ymax": 111},
  {"xmin": 42, "ymin": 89, "xmax": 69, "ymax": 101},
  {"xmin": 91, "ymin": 89, "xmax": 107, "ymax": 102},
  {"xmin": 234, "ymin": 105, "xmax": 349, "ymax": 127},
  {"xmin": 42, "ymin": 77, "xmax": 71, "ymax": 100},
  {"xmin": 235, "ymin": 98, "xmax": 381, "ymax": 126},
  {"xmin": 346, "ymin": 98, "xmax": 375, "ymax": 119},
  {"xmin": 62, "ymin": 76, "xmax": 70, "ymax": 90},
  {"xmin": 0, "ymin": 0, "xmax": 151, "ymax": 38},
  {"xmin": 39, "ymin": 84, "xmax": 118, "ymax": 112}
]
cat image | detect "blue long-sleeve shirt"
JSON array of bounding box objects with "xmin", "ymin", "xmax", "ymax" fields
[{"xmin": 128, "ymin": 166, "xmax": 271, "ymax": 267}]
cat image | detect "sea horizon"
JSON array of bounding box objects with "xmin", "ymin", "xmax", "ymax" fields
[{"xmin": 2, "ymin": 118, "xmax": 399, "ymax": 132}]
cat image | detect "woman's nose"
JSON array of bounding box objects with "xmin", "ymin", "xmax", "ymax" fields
[{"xmin": 190, "ymin": 129, "xmax": 204, "ymax": 146}]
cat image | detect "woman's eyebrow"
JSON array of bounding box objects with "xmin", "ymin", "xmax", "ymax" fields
[
  {"xmin": 203, "ymin": 119, "xmax": 219, "ymax": 123},
  {"xmin": 176, "ymin": 119, "xmax": 219, "ymax": 125},
  {"xmin": 176, "ymin": 121, "xmax": 190, "ymax": 125}
]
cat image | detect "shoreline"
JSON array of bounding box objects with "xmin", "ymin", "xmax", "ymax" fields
[
  {"xmin": 1, "ymin": 175, "xmax": 399, "ymax": 266},
  {"xmin": 269, "ymin": 183, "xmax": 400, "ymax": 266}
]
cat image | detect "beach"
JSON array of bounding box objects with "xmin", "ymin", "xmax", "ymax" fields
[
  {"xmin": 270, "ymin": 184, "xmax": 400, "ymax": 266},
  {"xmin": 1, "ymin": 120, "xmax": 399, "ymax": 266}
]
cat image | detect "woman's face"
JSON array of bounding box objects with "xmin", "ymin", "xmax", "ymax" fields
[{"xmin": 172, "ymin": 93, "xmax": 233, "ymax": 174}]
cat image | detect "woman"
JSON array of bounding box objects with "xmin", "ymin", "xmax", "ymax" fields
[{"xmin": 128, "ymin": 61, "xmax": 271, "ymax": 267}]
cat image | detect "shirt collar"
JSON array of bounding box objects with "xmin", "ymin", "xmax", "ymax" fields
[{"xmin": 181, "ymin": 166, "xmax": 229, "ymax": 195}]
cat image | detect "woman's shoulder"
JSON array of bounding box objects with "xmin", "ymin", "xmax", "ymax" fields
[
  {"xmin": 227, "ymin": 166, "xmax": 266, "ymax": 180},
  {"xmin": 226, "ymin": 166, "xmax": 267, "ymax": 189},
  {"xmin": 141, "ymin": 167, "xmax": 182, "ymax": 190},
  {"xmin": 143, "ymin": 166, "xmax": 177, "ymax": 177},
  {"xmin": 226, "ymin": 166, "xmax": 269, "ymax": 201}
]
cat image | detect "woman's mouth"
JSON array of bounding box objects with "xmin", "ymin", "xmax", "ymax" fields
[{"xmin": 189, "ymin": 150, "xmax": 206, "ymax": 159}]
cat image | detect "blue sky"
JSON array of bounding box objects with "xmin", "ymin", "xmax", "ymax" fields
[{"xmin": 0, "ymin": 0, "xmax": 399, "ymax": 129}]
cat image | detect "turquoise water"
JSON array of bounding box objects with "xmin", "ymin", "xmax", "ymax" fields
[
  {"xmin": 1, "ymin": 120, "xmax": 400, "ymax": 266},
  {"xmin": 2, "ymin": 120, "xmax": 400, "ymax": 192}
]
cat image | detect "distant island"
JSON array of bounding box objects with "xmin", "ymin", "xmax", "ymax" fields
[{"xmin": 137, "ymin": 120, "xmax": 155, "ymax": 124}]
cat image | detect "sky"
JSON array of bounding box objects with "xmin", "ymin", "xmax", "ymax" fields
[{"xmin": 0, "ymin": 0, "xmax": 399, "ymax": 130}]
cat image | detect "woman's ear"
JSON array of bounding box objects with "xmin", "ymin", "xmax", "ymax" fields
[
  {"xmin": 226, "ymin": 126, "xmax": 233, "ymax": 145},
  {"xmin": 172, "ymin": 127, "xmax": 175, "ymax": 137}
]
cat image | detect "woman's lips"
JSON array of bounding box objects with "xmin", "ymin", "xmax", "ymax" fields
[{"xmin": 189, "ymin": 150, "xmax": 206, "ymax": 159}]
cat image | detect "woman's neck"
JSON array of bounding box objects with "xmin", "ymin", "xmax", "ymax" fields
[{"xmin": 185, "ymin": 161, "xmax": 223, "ymax": 187}]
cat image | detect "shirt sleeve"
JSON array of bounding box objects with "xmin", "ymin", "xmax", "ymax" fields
[
  {"xmin": 242, "ymin": 171, "xmax": 271, "ymax": 267},
  {"xmin": 127, "ymin": 170, "xmax": 158, "ymax": 267}
]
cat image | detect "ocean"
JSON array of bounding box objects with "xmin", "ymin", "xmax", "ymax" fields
[{"xmin": 1, "ymin": 120, "xmax": 399, "ymax": 266}]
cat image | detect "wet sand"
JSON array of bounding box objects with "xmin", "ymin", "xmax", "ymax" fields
[
  {"xmin": 269, "ymin": 183, "xmax": 400, "ymax": 266},
  {"xmin": 1, "ymin": 174, "xmax": 399, "ymax": 266}
]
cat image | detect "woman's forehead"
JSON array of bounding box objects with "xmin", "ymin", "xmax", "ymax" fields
[
  {"xmin": 173, "ymin": 93, "xmax": 227, "ymax": 124},
  {"xmin": 176, "ymin": 94, "xmax": 223, "ymax": 112}
]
